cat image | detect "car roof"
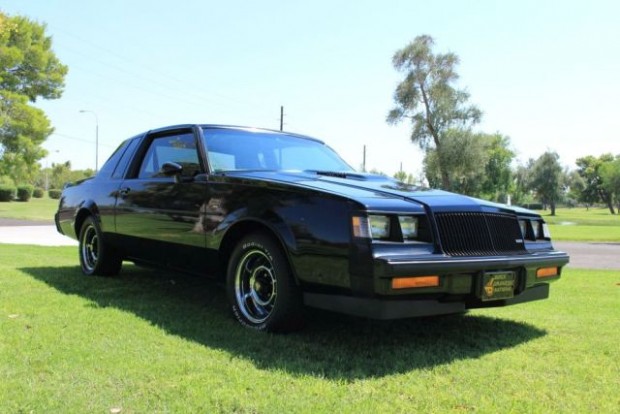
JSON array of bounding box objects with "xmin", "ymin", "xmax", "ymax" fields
[{"xmin": 145, "ymin": 124, "xmax": 325, "ymax": 144}]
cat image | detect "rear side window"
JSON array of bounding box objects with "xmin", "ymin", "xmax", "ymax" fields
[
  {"xmin": 112, "ymin": 138, "xmax": 140, "ymax": 179},
  {"xmin": 97, "ymin": 140, "xmax": 131, "ymax": 179},
  {"xmin": 137, "ymin": 132, "xmax": 202, "ymax": 179}
]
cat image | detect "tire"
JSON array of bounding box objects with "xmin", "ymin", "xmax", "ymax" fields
[
  {"xmin": 226, "ymin": 232, "xmax": 304, "ymax": 332},
  {"xmin": 78, "ymin": 216, "xmax": 122, "ymax": 276}
]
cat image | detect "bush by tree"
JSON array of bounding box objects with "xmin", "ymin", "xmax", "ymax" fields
[
  {"xmin": 16, "ymin": 184, "xmax": 33, "ymax": 201},
  {"xmin": 0, "ymin": 184, "xmax": 16, "ymax": 201},
  {"xmin": 32, "ymin": 187, "xmax": 44, "ymax": 198},
  {"xmin": 48, "ymin": 188, "xmax": 61, "ymax": 199}
]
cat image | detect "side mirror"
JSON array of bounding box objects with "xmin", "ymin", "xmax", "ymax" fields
[{"xmin": 160, "ymin": 162, "xmax": 183, "ymax": 182}]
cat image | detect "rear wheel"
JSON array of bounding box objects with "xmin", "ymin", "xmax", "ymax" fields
[
  {"xmin": 227, "ymin": 233, "xmax": 304, "ymax": 332},
  {"xmin": 79, "ymin": 216, "xmax": 122, "ymax": 276}
]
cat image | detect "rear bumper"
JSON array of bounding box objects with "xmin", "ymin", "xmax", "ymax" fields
[{"xmin": 304, "ymin": 284, "xmax": 550, "ymax": 320}]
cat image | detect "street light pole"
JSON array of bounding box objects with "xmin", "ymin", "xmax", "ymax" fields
[{"xmin": 79, "ymin": 109, "xmax": 99, "ymax": 172}]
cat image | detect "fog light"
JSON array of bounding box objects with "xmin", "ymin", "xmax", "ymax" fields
[
  {"xmin": 536, "ymin": 267, "xmax": 558, "ymax": 278},
  {"xmin": 392, "ymin": 275, "xmax": 440, "ymax": 289}
]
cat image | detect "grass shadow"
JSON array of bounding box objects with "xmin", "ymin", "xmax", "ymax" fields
[{"xmin": 21, "ymin": 265, "xmax": 546, "ymax": 380}]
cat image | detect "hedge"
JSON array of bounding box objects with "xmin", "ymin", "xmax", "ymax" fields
[
  {"xmin": 17, "ymin": 184, "xmax": 34, "ymax": 202},
  {"xmin": 48, "ymin": 189, "xmax": 62, "ymax": 199},
  {"xmin": 33, "ymin": 187, "xmax": 45, "ymax": 198},
  {"xmin": 0, "ymin": 185, "xmax": 17, "ymax": 202}
]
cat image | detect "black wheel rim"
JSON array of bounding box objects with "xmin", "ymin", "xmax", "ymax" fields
[
  {"xmin": 81, "ymin": 224, "xmax": 99, "ymax": 272},
  {"xmin": 234, "ymin": 249, "xmax": 277, "ymax": 324}
]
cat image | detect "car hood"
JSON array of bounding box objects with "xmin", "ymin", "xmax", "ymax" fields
[{"xmin": 218, "ymin": 170, "xmax": 534, "ymax": 215}]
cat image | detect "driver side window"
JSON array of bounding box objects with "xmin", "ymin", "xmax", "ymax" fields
[{"xmin": 138, "ymin": 132, "xmax": 202, "ymax": 179}]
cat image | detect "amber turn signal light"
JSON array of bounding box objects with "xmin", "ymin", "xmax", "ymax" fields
[
  {"xmin": 392, "ymin": 275, "xmax": 440, "ymax": 289},
  {"xmin": 536, "ymin": 267, "xmax": 558, "ymax": 278}
]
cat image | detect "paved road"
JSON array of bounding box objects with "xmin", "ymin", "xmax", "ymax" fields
[
  {"xmin": 554, "ymin": 241, "xmax": 620, "ymax": 270},
  {"xmin": 0, "ymin": 223, "xmax": 618, "ymax": 269}
]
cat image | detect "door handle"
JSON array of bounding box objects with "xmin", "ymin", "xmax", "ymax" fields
[{"xmin": 118, "ymin": 187, "xmax": 131, "ymax": 197}]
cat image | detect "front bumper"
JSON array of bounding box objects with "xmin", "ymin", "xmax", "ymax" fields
[
  {"xmin": 304, "ymin": 284, "xmax": 550, "ymax": 319},
  {"xmin": 303, "ymin": 250, "xmax": 569, "ymax": 319}
]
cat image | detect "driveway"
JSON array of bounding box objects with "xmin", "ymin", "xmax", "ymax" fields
[{"xmin": 0, "ymin": 219, "xmax": 77, "ymax": 246}]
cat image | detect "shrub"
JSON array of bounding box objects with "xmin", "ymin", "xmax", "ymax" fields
[
  {"xmin": 0, "ymin": 185, "xmax": 17, "ymax": 202},
  {"xmin": 48, "ymin": 189, "xmax": 62, "ymax": 199},
  {"xmin": 17, "ymin": 184, "xmax": 34, "ymax": 202},
  {"xmin": 33, "ymin": 187, "xmax": 45, "ymax": 198}
]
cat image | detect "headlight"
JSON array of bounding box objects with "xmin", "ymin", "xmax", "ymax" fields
[
  {"xmin": 368, "ymin": 215, "xmax": 391, "ymax": 239},
  {"xmin": 399, "ymin": 216, "xmax": 418, "ymax": 239},
  {"xmin": 518, "ymin": 219, "xmax": 528, "ymax": 238},
  {"xmin": 530, "ymin": 220, "xmax": 541, "ymax": 238}
]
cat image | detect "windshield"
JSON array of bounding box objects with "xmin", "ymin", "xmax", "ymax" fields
[{"xmin": 202, "ymin": 127, "xmax": 354, "ymax": 173}]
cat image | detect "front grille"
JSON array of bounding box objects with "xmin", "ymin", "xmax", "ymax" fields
[{"xmin": 434, "ymin": 212, "xmax": 526, "ymax": 257}]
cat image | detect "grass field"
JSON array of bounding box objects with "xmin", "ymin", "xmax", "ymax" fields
[
  {"xmin": 1, "ymin": 244, "xmax": 618, "ymax": 413},
  {"xmin": 536, "ymin": 207, "xmax": 620, "ymax": 242},
  {"xmin": 0, "ymin": 196, "xmax": 58, "ymax": 222}
]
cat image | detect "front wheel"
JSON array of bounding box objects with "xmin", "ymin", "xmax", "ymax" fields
[
  {"xmin": 227, "ymin": 233, "xmax": 304, "ymax": 332},
  {"xmin": 79, "ymin": 216, "xmax": 122, "ymax": 276}
]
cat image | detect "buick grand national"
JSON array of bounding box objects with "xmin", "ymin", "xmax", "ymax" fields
[{"xmin": 55, "ymin": 125, "xmax": 569, "ymax": 331}]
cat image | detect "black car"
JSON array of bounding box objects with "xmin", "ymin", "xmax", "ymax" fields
[{"xmin": 55, "ymin": 124, "xmax": 569, "ymax": 331}]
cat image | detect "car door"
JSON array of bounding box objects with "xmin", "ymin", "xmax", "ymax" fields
[{"xmin": 115, "ymin": 127, "xmax": 208, "ymax": 271}]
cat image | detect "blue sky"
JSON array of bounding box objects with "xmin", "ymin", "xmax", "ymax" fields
[{"xmin": 3, "ymin": 0, "xmax": 619, "ymax": 175}]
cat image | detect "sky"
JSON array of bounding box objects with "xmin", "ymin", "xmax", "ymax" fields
[{"xmin": 3, "ymin": 0, "xmax": 620, "ymax": 176}]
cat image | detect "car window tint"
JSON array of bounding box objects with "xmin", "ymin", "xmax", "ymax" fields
[
  {"xmin": 138, "ymin": 132, "xmax": 201, "ymax": 179},
  {"xmin": 202, "ymin": 128, "xmax": 353, "ymax": 172}
]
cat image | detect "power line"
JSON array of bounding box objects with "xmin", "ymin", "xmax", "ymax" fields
[
  {"xmin": 50, "ymin": 25, "xmax": 276, "ymax": 116},
  {"xmin": 50, "ymin": 132, "xmax": 115, "ymax": 148}
]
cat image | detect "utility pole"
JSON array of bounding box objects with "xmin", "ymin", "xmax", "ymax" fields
[
  {"xmin": 79, "ymin": 109, "xmax": 99, "ymax": 172},
  {"xmin": 362, "ymin": 145, "xmax": 366, "ymax": 172},
  {"xmin": 280, "ymin": 106, "xmax": 284, "ymax": 131}
]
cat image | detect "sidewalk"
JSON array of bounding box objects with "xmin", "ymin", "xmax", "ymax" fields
[{"xmin": 0, "ymin": 225, "xmax": 77, "ymax": 246}]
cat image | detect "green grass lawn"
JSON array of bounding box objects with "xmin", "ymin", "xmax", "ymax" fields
[
  {"xmin": 0, "ymin": 196, "xmax": 58, "ymax": 222},
  {"xmin": 1, "ymin": 244, "xmax": 618, "ymax": 413},
  {"xmin": 536, "ymin": 207, "xmax": 620, "ymax": 242}
]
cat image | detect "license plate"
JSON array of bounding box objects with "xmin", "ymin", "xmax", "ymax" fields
[{"xmin": 481, "ymin": 271, "xmax": 516, "ymax": 301}]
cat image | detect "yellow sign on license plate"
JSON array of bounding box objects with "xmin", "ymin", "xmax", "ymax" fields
[{"xmin": 481, "ymin": 272, "xmax": 516, "ymax": 301}]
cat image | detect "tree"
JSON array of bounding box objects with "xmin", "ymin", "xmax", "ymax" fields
[
  {"xmin": 422, "ymin": 129, "xmax": 514, "ymax": 200},
  {"xmin": 575, "ymin": 154, "xmax": 616, "ymax": 214},
  {"xmin": 387, "ymin": 35, "xmax": 481, "ymax": 189},
  {"xmin": 512, "ymin": 160, "xmax": 535, "ymax": 207},
  {"xmin": 530, "ymin": 151, "xmax": 564, "ymax": 216},
  {"xmin": 566, "ymin": 170, "xmax": 587, "ymax": 208},
  {"xmin": 393, "ymin": 170, "xmax": 416, "ymax": 185},
  {"xmin": 0, "ymin": 11, "xmax": 67, "ymax": 183},
  {"xmin": 35, "ymin": 160, "xmax": 93, "ymax": 190},
  {"xmin": 479, "ymin": 133, "xmax": 514, "ymax": 203},
  {"xmin": 0, "ymin": 91, "xmax": 51, "ymax": 182},
  {"xmin": 423, "ymin": 128, "xmax": 487, "ymax": 195},
  {"xmin": 600, "ymin": 157, "xmax": 620, "ymax": 212}
]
